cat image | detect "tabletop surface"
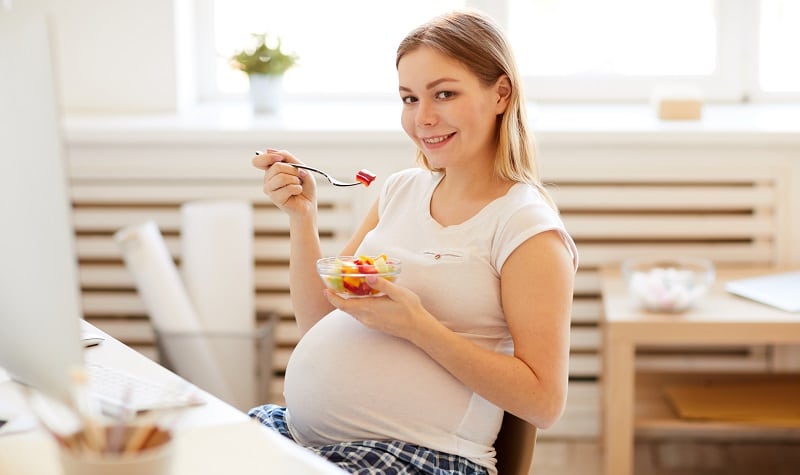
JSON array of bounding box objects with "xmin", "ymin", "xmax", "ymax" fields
[
  {"xmin": 601, "ymin": 265, "xmax": 800, "ymax": 324},
  {"xmin": 0, "ymin": 322, "xmax": 346, "ymax": 475}
]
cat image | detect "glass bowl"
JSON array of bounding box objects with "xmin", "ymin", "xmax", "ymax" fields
[
  {"xmin": 317, "ymin": 255, "xmax": 401, "ymax": 298},
  {"xmin": 621, "ymin": 256, "xmax": 715, "ymax": 313}
]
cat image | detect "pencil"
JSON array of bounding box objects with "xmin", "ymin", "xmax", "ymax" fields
[
  {"xmin": 70, "ymin": 368, "xmax": 106, "ymax": 453},
  {"xmin": 123, "ymin": 423, "xmax": 157, "ymax": 455}
]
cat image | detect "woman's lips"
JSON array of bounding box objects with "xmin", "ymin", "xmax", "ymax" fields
[{"xmin": 420, "ymin": 132, "xmax": 455, "ymax": 149}]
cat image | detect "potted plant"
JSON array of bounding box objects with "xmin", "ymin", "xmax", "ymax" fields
[{"xmin": 231, "ymin": 33, "xmax": 298, "ymax": 113}]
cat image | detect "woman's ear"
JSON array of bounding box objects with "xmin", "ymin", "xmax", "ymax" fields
[{"xmin": 494, "ymin": 75, "xmax": 512, "ymax": 114}]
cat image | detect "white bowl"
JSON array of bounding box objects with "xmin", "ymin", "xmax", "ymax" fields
[{"xmin": 621, "ymin": 257, "xmax": 715, "ymax": 313}]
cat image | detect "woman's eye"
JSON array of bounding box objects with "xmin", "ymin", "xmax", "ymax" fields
[
  {"xmin": 402, "ymin": 95, "xmax": 418, "ymax": 104},
  {"xmin": 435, "ymin": 91, "xmax": 454, "ymax": 100}
]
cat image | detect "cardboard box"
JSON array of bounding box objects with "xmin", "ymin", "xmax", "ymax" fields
[
  {"xmin": 657, "ymin": 98, "xmax": 703, "ymax": 120},
  {"xmin": 652, "ymin": 84, "xmax": 704, "ymax": 120}
]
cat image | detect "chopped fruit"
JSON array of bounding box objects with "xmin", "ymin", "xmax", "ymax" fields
[
  {"xmin": 355, "ymin": 169, "xmax": 377, "ymax": 187},
  {"xmin": 373, "ymin": 255, "xmax": 390, "ymax": 273},
  {"xmin": 318, "ymin": 255, "xmax": 400, "ymax": 298}
]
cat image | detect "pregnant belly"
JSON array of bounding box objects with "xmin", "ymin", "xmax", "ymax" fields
[{"xmin": 283, "ymin": 310, "xmax": 470, "ymax": 446}]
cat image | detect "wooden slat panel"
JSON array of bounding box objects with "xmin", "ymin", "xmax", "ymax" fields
[
  {"xmin": 75, "ymin": 235, "xmax": 347, "ymax": 261},
  {"xmin": 577, "ymin": 243, "xmax": 775, "ymax": 268},
  {"xmin": 130, "ymin": 345, "xmax": 159, "ymax": 362},
  {"xmin": 571, "ymin": 327, "xmax": 600, "ymax": 351},
  {"xmin": 255, "ymin": 294, "xmax": 294, "ymax": 316},
  {"xmin": 80, "ymin": 264, "xmax": 293, "ymax": 290},
  {"xmin": 79, "ymin": 265, "xmax": 131, "ymax": 287},
  {"xmin": 273, "ymin": 347, "xmax": 293, "ymax": 371},
  {"xmin": 542, "ymin": 153, "xmax": 783, "ymax": 182},
  {"xmin": 570, "ymin": 354, "xmax": 600, "ymax": 377},
  {"xmin": 571, "ymin": 299, "xmax": 602, "ymax": 324},
  {"xmin": 574, "ymin": 270, "xmax": 601, "ymax": 295},
  {"xmin": 72, "ymin": 207, "xmax": 354, "ymax": 233},
  {"xmin": 89, "ymin": 318, "xmax": 153, "ymax": 342},
  {"xmin": 254, "ymin": 268, "xmax": 291, "ymax": 289},
  {"xmin": 539, "ymin": 382, "xmax": 599, "ymax": 438},
  {"xmin": 72, "ymin": 183, "xmax": 266, "ymax": 203},
  {"xmin": 564, "ymin": 214, "xmax": 775, "ymax": 240},
  {"xmin": 81, "ymin": 291, "xmax": 294, "ymax": 317},
  {"xmin": 82, "ymin": 292, "xmax": 143, "ymax": 316},
  {"xmin": 71, "ymin": 181, "xmax": 347, "ymax": 204},
  {"xmin": 275, "ymin": 319, "xmax": 302, "ymax": 345},
  {"xmin": 252, "ymin": 238, "xmax": 348, "ymax": 261},
  {"xmin": 76, "ymin": 235, "xmax": 180, "ymax": 259},
  {"xmin": 271, "ymin": 377, "xmax": 286, "ymax": 404},
  {"xmin": 551, "ymin": 185, "xmax": 776, "ymax": 210}
]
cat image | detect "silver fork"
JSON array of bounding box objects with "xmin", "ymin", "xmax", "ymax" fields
[{"xmin": 255, "ymin": 151, "xmax": 362, "ymax": 187}]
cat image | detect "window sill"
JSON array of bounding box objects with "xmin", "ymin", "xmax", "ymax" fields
[{"xmin": 63, "ymin": 101, "xmax": 800, "ymax": 146}]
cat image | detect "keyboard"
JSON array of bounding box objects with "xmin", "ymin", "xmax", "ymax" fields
[{"xmin": 86, "ymin": 363, "xmax": 205, "ymax": 414}]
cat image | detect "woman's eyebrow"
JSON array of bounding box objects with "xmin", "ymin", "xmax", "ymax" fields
[
  {"xmin": 399, "ymin": 77, "xmax": 459, "ymax": 93},
  {"xmin": 426, "ymin": 77, "xmax": 457, "ymax": 89}
]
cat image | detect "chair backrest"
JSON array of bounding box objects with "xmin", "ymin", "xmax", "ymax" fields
[{"xmin": 494, "ymin": 412, "xmax": 537, "ymax": 475}]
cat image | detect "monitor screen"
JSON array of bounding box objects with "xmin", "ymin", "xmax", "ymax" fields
[{"xmin": 0, "ymin": 6, "xmax": 84, "ymax": 404}]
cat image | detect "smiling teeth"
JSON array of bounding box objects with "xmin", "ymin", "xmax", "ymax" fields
[{"xmin": 423, "ymin": 135, "xmax": 450, "ymax": 144}]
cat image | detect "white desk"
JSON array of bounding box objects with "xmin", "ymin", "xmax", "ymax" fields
[{"xmin": 0, "ymin": 322, "xmax": 345, "ymax": 475}]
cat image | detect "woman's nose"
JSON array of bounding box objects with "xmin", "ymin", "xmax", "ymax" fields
[{"xmin": 415, "ymin": 100, "xmax": 437, "ymax": 127}]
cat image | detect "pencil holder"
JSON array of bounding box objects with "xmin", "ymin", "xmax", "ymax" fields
[
  {"xmin": 153, "ymin": 314, "xmax": 277, "ymax": 411},
  {"xmin": 58, "ymin": 426, "xmax": 173, "ymax": 475}
]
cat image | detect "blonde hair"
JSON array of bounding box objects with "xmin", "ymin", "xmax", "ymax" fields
[{"xmin": 396, "ymin": 10, "xmax": 556, "ymax": 208}]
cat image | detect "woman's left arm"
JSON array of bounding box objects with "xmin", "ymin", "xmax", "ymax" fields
[{"xmin": 324, "ymin": 229, "xmax": 575, "ymax": 428}]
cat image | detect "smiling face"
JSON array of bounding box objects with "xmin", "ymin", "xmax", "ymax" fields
[{"xmin": 398, "ymin": 46, "xmax": 509, "ymax": 173}]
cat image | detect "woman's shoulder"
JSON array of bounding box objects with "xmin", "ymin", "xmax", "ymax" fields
[
  {"xmin": 504, "ymin": 182, "xmax": 560, "ymax": 216},
  {"xmin": 499, "ymin": 183, "xmax": 578, "ymax": 271}
]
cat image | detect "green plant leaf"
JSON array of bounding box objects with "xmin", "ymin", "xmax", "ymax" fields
[{"xmin": 230, "ymin": 33, "xmax": 298, "ymax": 76}]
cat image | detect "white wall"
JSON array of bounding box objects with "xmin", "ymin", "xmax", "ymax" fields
[{"xmin": 51, "ymin": 0, "xmax": 180, "ymax": 113}]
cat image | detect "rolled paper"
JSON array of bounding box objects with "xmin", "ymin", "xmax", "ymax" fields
[
  {"xmin": 114, "ymin": 221, "xmax": 233, "ymax": 402},
  {"xmin": 181, "ymin": 201, "xmax": 257, "ymax": 410}
]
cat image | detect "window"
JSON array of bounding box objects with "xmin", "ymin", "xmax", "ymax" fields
[
  {"xmin": 759, "ymin": 0, "xmax": 800, "ymax": 94},
  {"xmin": 195, "ymin": 0, "xmax": 800, "ymax": 103},
  {"xmin": 197, "ymin": 0, "xmax": 464, "ymax": 99}
]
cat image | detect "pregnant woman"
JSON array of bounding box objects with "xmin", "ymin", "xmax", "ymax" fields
[{"xmin": 250, "ymin": 9, "xmax": 578, "ymax": 475}]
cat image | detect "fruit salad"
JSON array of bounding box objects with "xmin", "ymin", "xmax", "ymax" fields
[{"xmin": 317, "ymin": 255, "xmax": 400, "ymax": 298}]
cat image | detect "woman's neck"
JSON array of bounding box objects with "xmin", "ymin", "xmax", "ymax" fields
[
  {"xmin": 438, "ymin": 164, "xmax": 510, "ymax": 200},
  {"xmin": 430, "ymin": 167, "xmax": 514, "ymax": 226}
]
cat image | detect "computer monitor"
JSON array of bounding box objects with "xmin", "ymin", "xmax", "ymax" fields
[{"xmin": 0, "ymin": 5, "xmax": 84, "ymax": 404}]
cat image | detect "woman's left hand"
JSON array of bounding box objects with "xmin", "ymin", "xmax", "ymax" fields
[{"xmin": 323, "ymin": 276, "xmax": 432, "ymax": 341}]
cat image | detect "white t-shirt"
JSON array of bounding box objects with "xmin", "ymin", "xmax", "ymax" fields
[{"xmin": 283, "ymin": 168, "xmax": 578, "ymax": 473}]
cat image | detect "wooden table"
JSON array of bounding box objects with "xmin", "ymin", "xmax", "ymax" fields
[{"xmin": 600, "ymin": 265, "xmax": 800, "ymax": 475}]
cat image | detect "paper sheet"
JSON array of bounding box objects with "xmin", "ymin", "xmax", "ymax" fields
[
  {"xmin": 180, "ymin": 201, "xmax": 257, "ymax": 410},
  {"xmin": 114, "ymin": 221, "xmax": 233, "ymax": 401}
]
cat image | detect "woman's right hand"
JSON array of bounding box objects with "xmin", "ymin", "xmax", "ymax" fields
[{"xmin": 252, "ymin": 149, "xmax": 317, "ymax": 217}]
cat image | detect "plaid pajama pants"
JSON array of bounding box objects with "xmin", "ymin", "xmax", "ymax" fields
[{"xmin": 248, "ymin": 404, "xmax": 490, "ymax": 475}]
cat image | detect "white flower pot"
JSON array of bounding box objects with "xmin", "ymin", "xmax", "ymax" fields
[{"xmin": 248, "ymin": 74, "xmax": 284, "ymax": 114}]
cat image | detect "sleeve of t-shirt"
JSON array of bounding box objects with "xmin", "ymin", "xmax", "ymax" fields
[{"xmin": 492, "ymin": 198, "xmax": 579, "ymax": 273}]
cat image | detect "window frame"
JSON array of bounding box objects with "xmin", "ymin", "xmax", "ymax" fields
[{"xmin": 192, "ymin": 0, "xmax": 799, "ymax": 104}]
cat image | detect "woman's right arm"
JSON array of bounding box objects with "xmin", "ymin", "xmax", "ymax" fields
[
  {"xmin": 252, "ymin": 150, "xmax": 379, "ymax": 334},
  {"xmin": 252, "ymin": 149, "xmax": 331, "ymax": 333}
]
